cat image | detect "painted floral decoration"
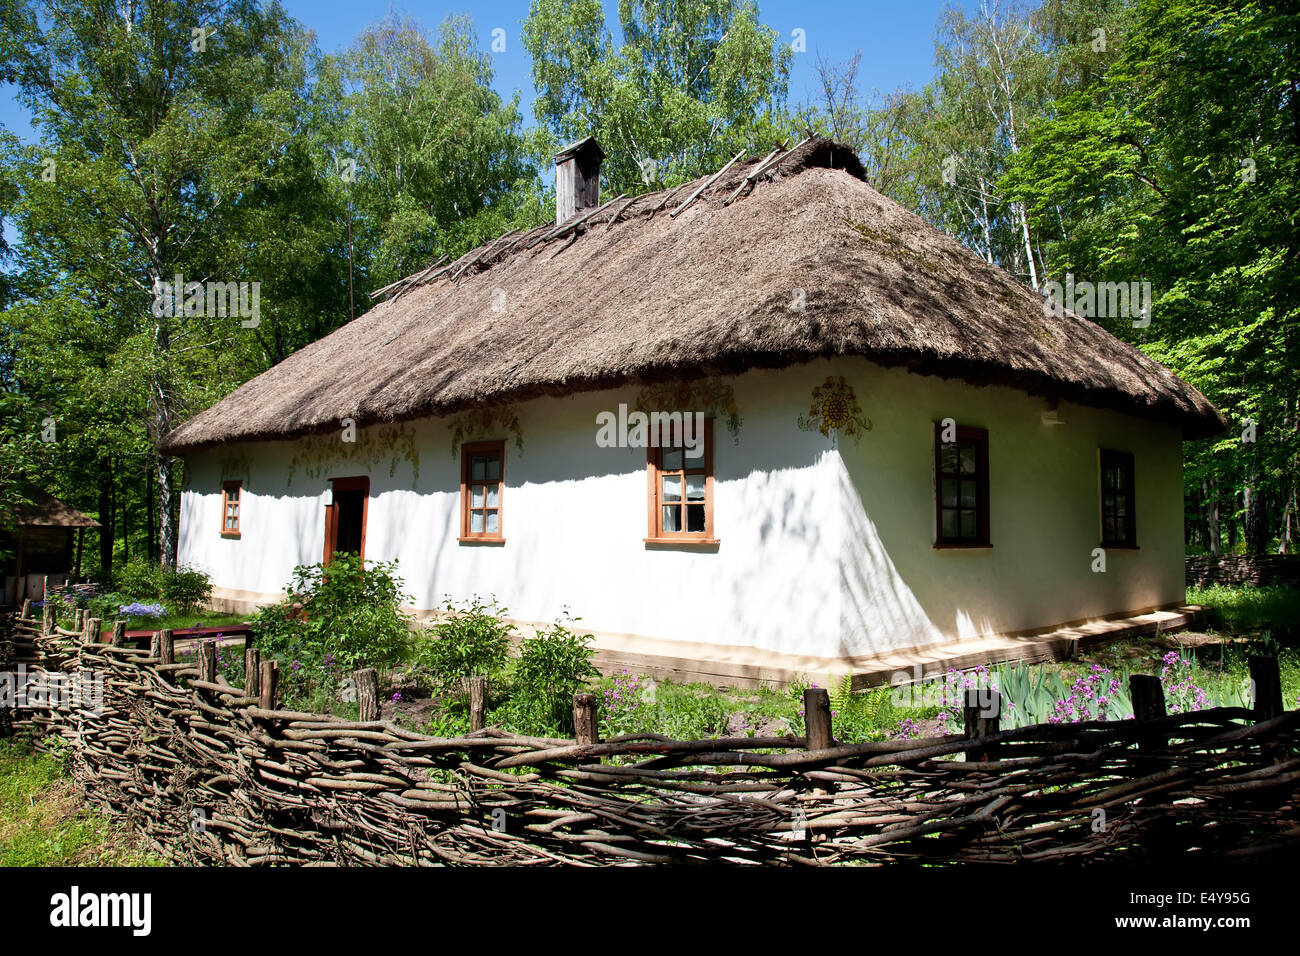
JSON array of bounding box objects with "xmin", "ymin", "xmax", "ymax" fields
[
  {"xmin": 287, "ymin": 422, "xmax": 420, "ymax": 486},
  {"xmin": 635, "ymin": 377, "xmax": 742, "ymax": 443},
  {"xmin": 448, "ymin": 404, "xmax": 524, "ymax": 458},
  {"xmin": 797, "ymin": 376, "xmax": 871, "ymax": 444}
]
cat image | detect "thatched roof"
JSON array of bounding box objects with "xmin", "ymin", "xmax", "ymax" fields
[
  {"xmin": 160, "ymin": 137, "xmax": 1225, "ymax": 453},
  {"xmin": 10, "ymin": 490, "xmax": 100, "ymax": 528}
]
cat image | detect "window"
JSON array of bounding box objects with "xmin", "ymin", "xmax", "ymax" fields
[
  {"xmin": 934, "ymin": 424, "xmax": 990, "ymax": 547},
  {"xmin": 646, "ymin": 418, "xmax": 716, "ymax": 543},
  {"xmin": 460, "ymin": 441, "xmax": 505, "ymax": 542},
  {"xmin": 1100, "ymin": 449, "xmax": 1136, "ymax": 547},
  {"xmin": 220, "ymin": 482, "xmax": 241, "ymax": 537}
]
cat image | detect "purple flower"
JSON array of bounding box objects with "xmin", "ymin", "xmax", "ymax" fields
[{"xmin": 391, "ymin": 692, "xmax": 403, "ymax": 703}]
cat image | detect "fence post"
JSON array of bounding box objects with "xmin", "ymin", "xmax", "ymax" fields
[
  {"xmin": 20, "ymin": 599, "xmax": 32, "ymax": 620},
  {"xmin": 573, "ymin": 692, "xmax": 599, "ymax": 745},
  {"xmin": 73, "ymin": 608, "xmax": 85, "ymax": 631},
  {"xmin": 356, "ymin": 667, "xmax": 379, "ymax": 721},
  {"xmin": 1130, "ymin": 674, "xmax": 1167, "ymax": 756},
  {"xmin": 110, "ymin": 619, "xmax": 128, "ymax": 648},
  {"xmin": 244, "ymin": 647, "xmax": 261, "ymax": 698},
  {"xmin": 85, "ymin": 617, "xmax": 102, "ymax": 645},
  {"xmin": 964, "ymin": 688, "xmax": 1001, "ymax": 763},
  {"xmin": 469, "ymin": 676, "xmax": 487, "ymax": 732},
  {"xmin": 158, "ymin": 629, "xmax": 174, "ymax": 665},
  {"xmin": 196, "ymin": 640, "xmax": 216, "ymax": 683},
  {"xmin": 42, "ymin": 602, "xmax": 55, "ymax": 635},
  {"xmin": 804, "ymin": 687, "xmax": 833, "ymax": 751},
  {"xmin": 1248, "ymin": 655, "xmax": 1283, "ymax": 721},
  {"xmin": 259, "ymin": 660, "xmax": 279, "ymax": 711}
]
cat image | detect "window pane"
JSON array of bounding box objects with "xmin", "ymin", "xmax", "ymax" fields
[
  {"xmin": 486, "ymin": 511, "xmax": 499, "ymax": 534},
  {"xmin": 486, "ymin": 457, "xmax": 500, "ymax": 480},
  {"xmin": 959, "ymin": 445, "xmax": 976, "ymax": 475},
  {"xmin": 1103, "ymin": 516, "xmax": 1115, "ymax": 541},
  {"xmin": 1104, "ymin": 467, "xmax": 1117, "ymax": 490},
  {"xmin": 471, "ymin": 485, "xmax": 484, "ymax": 508},
  {"xmin": 941, "ymin": 479, "xmax": 957, "ymax": 508},
  {"xmin": 960, "ymin": 480, "xmax": 977, "ymax": 508},
  {"xmin": 470, "ymin": 510, "xmax": 484, "ymax": 533},
  {"xmin": 942, "ymin": 509, "xmax": 957, "ymax": 537},
  {"xmin": 662, "ymin": 505, "xmax": 681, "ymax": 532},
  {"xmin": 686, "ymin": 504, "xmax": 706, "ymax": 532},
  {"xmin": 662, "ymin": 474, "xmax": 682, "ymax": 502},
  {"xmin": 472, "ymin": 457, "xmax": 485, "ymax": 480},
  {"xmin": 685, "ymin": 474, "xmax": 705, "ymax": 501},
  {"xmin": 486, "ymin": 484, "xmax": 499, "ymax": 507},
  {"xmin": 1115, "ymin": 496, "xmax": 1126, "ymax": 518},
  {"xmin": 940, "ymin": 444, "xmax": 958, "ymax": 474},
  {"xmin": 662, "ymin": 448, "xmax": 684, "ymax": 471},
  {"xmin": 960, "ymin": 510, "xmax": 977, "ymax": 537}
]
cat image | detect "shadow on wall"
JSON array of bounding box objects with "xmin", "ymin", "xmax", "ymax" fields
[{"xmin": 836, "ymin": 453, "xmax": 953, "ymax": 656}]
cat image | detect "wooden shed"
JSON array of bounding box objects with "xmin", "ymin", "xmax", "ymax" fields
[{"xmin": 1, "ymin": 491, "xmax": 99, "ymax": 605}]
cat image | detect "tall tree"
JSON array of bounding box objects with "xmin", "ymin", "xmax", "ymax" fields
[
  {"xmin": 4, "ymin": 0, "xmax": 315, "ymax": 565},
  {"xmin": 523, "ymin": 0, "xmax": 793, "ymax": 193}
]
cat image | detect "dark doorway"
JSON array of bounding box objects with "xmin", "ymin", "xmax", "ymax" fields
[{"xmin": 324, "ymin": 477, "xmax": 369, "ymax": 564}]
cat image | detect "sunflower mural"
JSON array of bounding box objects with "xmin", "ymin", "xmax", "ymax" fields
[
  {"xmin": 797, "ymin": 376, "xmax": 872, "ymax": 445},
  {"xmin": 635, "ymin": 378, "xmax": 743, "ymax": 443}
]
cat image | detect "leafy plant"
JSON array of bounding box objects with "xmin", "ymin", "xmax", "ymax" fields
[
  {"xmin": 413, "ymin": 595, "xmax": 515, "ymax": 695},
  {"xmin": 508, "ymin": 613, "xmax": 599, "ymax": 735},
  {"xmin": 251, "ymin": 554, "xmax": 414, "ymax": 708}
]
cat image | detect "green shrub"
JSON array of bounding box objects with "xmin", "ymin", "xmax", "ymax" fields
[
  {"xmin": 509, "ymin": 614, "xmax": 599, "ymax": 734},
  {"xmin": 106, "ymin": 559, "xmax": 212, "ymax": 613},
  {"xmin": 251, "ymin": 554, "xmax": 414, "ymax": 702},
  {"xmin": 414, "ymin": 595, "xmax": 515, "ymax": 695}
]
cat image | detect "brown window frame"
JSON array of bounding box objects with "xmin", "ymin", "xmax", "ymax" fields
[
  {"xmin": 934, "ymin": 423, "xmax": 991, "ymax": 548},
  {"xmin": 459, "ymin": 441, "xmax": 506, "ymax": 544},
  {"xmin": 1099, "ymin": 449, "xmax": 1137, "ymax": 548},
  {"xmin": 645, "ymin": 417, "xmax": 717, "ymax": 546},
  {"xmin": 220, "ymin": 481, "xmax": 242, "ymax": 538}
]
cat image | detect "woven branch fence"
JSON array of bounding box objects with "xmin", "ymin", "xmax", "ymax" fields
[{"xmin": 3, "ymin": 604, "xmax": 1298, "ymax": 866}]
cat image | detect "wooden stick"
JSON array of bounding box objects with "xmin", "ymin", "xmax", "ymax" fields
[
  {"xmin": 469, "ymin": 676, "xmax": 487, "ymax": 732},
  {"xmin": 20, "ymin": 598, "xmax": 32, "ymax": 620},
  {"xmin": 670, "ymin": 148, "xmax": 745, "ymax": 218},
  {"xmin": 110, "ymin": 619, "xmax": 127, "ymax": 648},
  {"xmin": 964, "ymin": 688, "xmax": 1001, "ymax": 762},
  {"xmin": 804, "ymin": 688, "xmax": 833, "ymax": 751},
  {"xmin": 197, "ymin": 640, "xmax": 216, "ymax": 683},
  {"xmin": 245, "ymin": 647, "xmax": 261, "ymax": 698},
  {"xmin": 260, "ymin": 660, "xmax": 279, "ymax": 711},
  {"xmin": 85, "ymin": 617, "xmax": 102, "ymax": 645},
  {"xmin": 356, "ymin": 668, "xmax": 380, "ymax": 722},
  {"xmin": 573, "ymin": 693, "xmax": 599, "ymax": 746},
  {"xmin": 1249, "ymin": 655, "xmax": 1283, "ymax": 721},
  {"xmin": 158, "ymin": 628, "xmax": 174, "ymax": 665}
]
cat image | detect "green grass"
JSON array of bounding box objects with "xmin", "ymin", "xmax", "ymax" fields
[
  {"xmin": 1186, "ymin": 583, "xmax": 1300, "ymax": 645},
  {"xmin": 0, "ymin": 739, "xmax": 165, "ymax": 866}
]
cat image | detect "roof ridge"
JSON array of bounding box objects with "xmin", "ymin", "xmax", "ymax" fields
[{"xmin": 374, "ymin": 137, "xmax": 854, "ymax": 303}]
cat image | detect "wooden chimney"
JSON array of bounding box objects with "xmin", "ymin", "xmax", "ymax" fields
[{"xmin": 555, "ymin": 137, "xmax": 604, "ymax": 226}]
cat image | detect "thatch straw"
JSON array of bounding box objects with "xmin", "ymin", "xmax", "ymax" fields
[{"xmin": 160, "ymin": 138, "xmax": 1224, "ymax": 452}]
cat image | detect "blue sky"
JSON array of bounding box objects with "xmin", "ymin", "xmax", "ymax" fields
[
  {"xmin": 0, "ymin": 0, "xmax": 969, "ymax": 142},
  {"xmin": 0, "ymin": 1, "xmax": 970, "ymax": 251}
]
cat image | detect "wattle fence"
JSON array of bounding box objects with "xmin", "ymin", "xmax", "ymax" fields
[
  {"xmin": 1186, "ymin": 553, "xmax": 1300, "ymax": 588},
  {"xmin": 3, "ymin": 605, "xmax": 1297, "ymax": 866}
]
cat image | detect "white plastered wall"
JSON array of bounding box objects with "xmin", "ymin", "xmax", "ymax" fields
[{"xmin": 177, "ymin": 358, "xmax": 1186, "ymax": 660}]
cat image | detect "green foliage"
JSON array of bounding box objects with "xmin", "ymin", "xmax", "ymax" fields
[
  {"xmin": 522, "ymin": 0, "xmax": 793, "ymax": 194},
  {"xmin": 109, "ymin": 559, "xmax": 212, "ymax": 612},
  {"xmin": 507, "ymin": 613, "xmax": 600, "ymax": 734},
  {"xmin": 1187, "ymin": 584, "xmax": 1300, "ymax": 646},
  {"xmin": 414, "ymin": 595, "xmax": 516, "ymax": 695},
  {"xmin": 0, "ymin": 739, "xmax": 163, "ymax": 866},
  {"xmin": 252, "ymin": 553, "xmax": 414, "ymax": 684}
]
